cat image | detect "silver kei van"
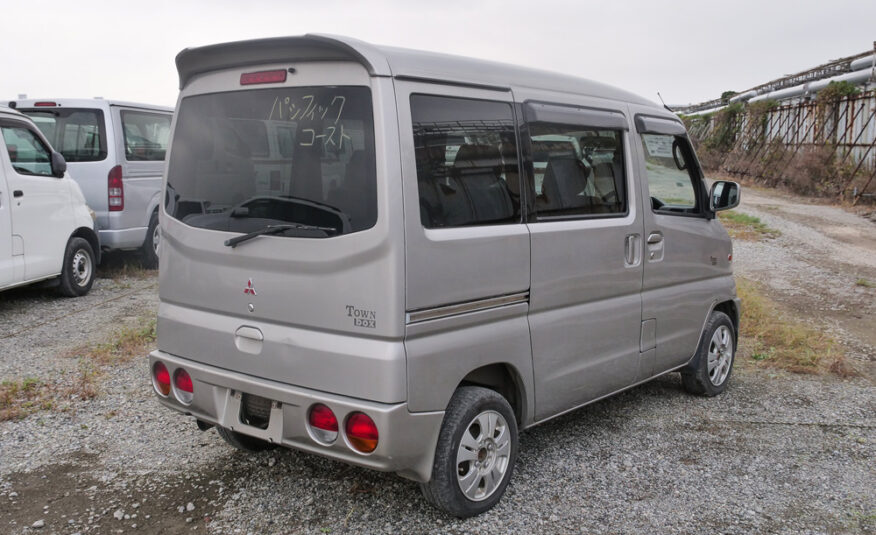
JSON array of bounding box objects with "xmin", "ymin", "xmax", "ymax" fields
[
  {"xmin": 10, "ymin": 98, "xmax": 173, "ymax": 267},
  {"xmin": 150, "ymin": 35, "xmax": 742, "ymax": 517}
]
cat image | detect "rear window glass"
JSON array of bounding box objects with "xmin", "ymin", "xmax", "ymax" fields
[
  {"xmin": 165, "ymin": 86, "xmax": 376, "ymax": 238},
  {"xmin": 23, "ymin": 108, "xmax": 107, "ymax": 162},
  {"xmin": 121, "ymin": 110, "xmax": 171, "ymax": 161}
]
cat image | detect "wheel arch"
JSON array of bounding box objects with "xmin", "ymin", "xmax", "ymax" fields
[
  {"xmin": 70, "ymin": 227, "xmax": 101, "ymax": 264},
  {"xmin": 457, "ymin": 363, "xmax": 527, "ymax": 426},
  {"xmin": 712, "ymin": 299, "xmax": 739, "ymax": 345}
]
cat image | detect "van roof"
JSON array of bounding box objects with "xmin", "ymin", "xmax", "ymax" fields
[
  {"xmin": 9, "ymin": 98, "xmax": 173, "ymax": 113},
  {"xmin": 176, "ymin": 34, "xmax": 659, "ymax": 109},
  {"xmin": 0, "ymin": 105, "xmax": 27, "ymax": 120}
]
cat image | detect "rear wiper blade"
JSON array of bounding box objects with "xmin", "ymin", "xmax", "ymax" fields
[{"xmin": 223, "ymin": 223, "xmax": 336, "ymax": 248}]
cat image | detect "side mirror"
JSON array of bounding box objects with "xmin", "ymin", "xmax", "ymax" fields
[
  {"xmin": 51, "ymin": 151, "xmax": 67, "ymax": 178},
  {"xmin": 709, "ymin": 180, "xmax": 740, "ymax": 212}
]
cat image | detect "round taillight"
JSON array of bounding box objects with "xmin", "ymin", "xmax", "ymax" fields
[
  {"xmin": 152, "ymin": 362, "xmax": 171, "ymax": 397},
  {"xmin": 345, "ymin": 412, "xmax": 378, "ymax": 453},
  {"xmin": 172, "ymin": 368, "xmax": 193, "ymax": 405},
  {"xmin": 308, "ymin": 404, "xmax": 339, "ymax": 444}
]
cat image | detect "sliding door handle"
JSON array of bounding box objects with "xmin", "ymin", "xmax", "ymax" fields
[
  {"xmin": 647, "ymin": 232, "xmax": 663, "ymax": 245},
  {"xmin": 13, "ymin": 190, "xmax": 23, "ymax": 198}
]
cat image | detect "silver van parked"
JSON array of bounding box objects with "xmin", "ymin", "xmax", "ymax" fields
[
  {"xmin": 10, "ymin": 98, "xmax": 173, "ymax": 267},
  {"xmin": 150, "ymin": 35, "xmax": 742, "ymax": 517}
]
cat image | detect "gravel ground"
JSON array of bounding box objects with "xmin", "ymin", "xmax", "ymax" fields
[{"xmin": 1, "ymin": 193, "xmax": 874, "ymax": 535}]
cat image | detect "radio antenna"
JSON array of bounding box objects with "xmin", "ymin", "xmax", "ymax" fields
[{"xmin": 657, "ymin": 92, "xmax": 674, "ymax": 112}]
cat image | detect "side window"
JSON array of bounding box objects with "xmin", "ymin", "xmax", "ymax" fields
[
  {"xmin": 1, "ymin": 125, "xmax": 53, "ymax": 177},
  {"xmin": 411, "ymin": 95, "xmax": 520, "ymax": 228},
  {"xmin": 121, "ymin": 111, "xmax": 171, "ymax": 161},
  {"xmin": 530, "ymin": 124, "xmax": 626, "ymax": 217},
  {"xmin": 641, "ymin": 134, "xmax": 699, "ymax": 214}
]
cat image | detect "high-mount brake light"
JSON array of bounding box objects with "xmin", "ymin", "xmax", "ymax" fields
[
  {"xmin": 34, "ymin": 101, "xmax": 57, "ymax": 107},
  {"xmin": 308, "ymin": 404, "xmax": 339, "ymax": 444},
  {"xmin": 152, "ymin": 362, "xmax": 171, "ymax": 397},
  {"xmin": 240, "ymin": 69, "xmax": 287, "ymax": 85},
  {"xmin": 173, "ymin": 368, "xmax": 194, "ymax": 405},
  {"xmin": 345, "ymin": 413, "xmax": 379, "ymax": 453},
  {"xmin": 108, "ymin": 165, "xmax": 124, "ymax": 211}
]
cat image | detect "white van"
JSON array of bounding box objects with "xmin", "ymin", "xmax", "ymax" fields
[
  {"xmin": 150, "ymin": 35, "xmax": 742, "ymax": 517},
  {"xmin": 9, "ymin": 98, "xmax": 173, "ymax": 267},
  {"xmin": 0, "ymin": 106, "xmax": 99, "ymax": 296}
]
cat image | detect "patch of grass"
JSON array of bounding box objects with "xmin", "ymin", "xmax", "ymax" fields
[
  {"xmin": 67, "ymin": 316, "xmax": 156, "ymax": 365},
  {"xmin": 719, "ymin": 211, "xmax": 781, "ymax": 240},
  {"xmin": 737, "ymin": 278, "xmax": 855, "ymax": 377},
  {"xmin": 855, "ymin": 278, "xmax": 875, "ymax": 288},
  {"xmin": 2, "ymin": 316, "xmax": 157, "ymax": 421},
  {"xmin": 1, "ymin": 377, "xmax": 54, "ymax": 421},
  {"xmin": 96, "ymin": 252, "xmax": 155, "ymax": 281}
]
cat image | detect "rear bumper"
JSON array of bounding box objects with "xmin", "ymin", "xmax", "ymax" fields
[
  {"xmin": 99, "ymin": 226, "xmax": 146, "ymax": 250},
  {"xmin": 149, "ymin": 350, "xmax": 444, "ymax": 482}
]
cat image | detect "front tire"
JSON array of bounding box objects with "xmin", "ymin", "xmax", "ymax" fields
[
  {"xmin": 681, "ymin": 311, "xmax": 736, "ymax": 396},
  {"xmin": 58, "ymin": 237, "xmax": 95, "ymax": 297},
  {"xmin": 420, "ymin": 386, "xmax": 518, "ymax": 517}
]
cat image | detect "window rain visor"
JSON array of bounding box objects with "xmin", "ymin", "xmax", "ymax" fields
[{"xmin": 165, "ymin": 86, "xmax": 377, "ymax": 238}]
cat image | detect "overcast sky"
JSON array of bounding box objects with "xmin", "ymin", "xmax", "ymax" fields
[{"xmin": 2, "ymin": 0, "xmax": 874, "ymax": 108}]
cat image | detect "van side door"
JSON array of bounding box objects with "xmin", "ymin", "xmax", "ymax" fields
[
  {"xmin": 521, "ymin": 100, "xmax": 645, "ymax": 420},
  {"xmin": 630, "ymin": 111, "xmax": 734, "ymax": 373},
  {"xmin": 395, "ymin": 80, "xmax": 535, "ymax": 417},
  {"xmin": 0, "ymin": 142, "xmax": 14, "ymax": 286},
  {"xmin": 0, "ymin": 120, "xmax": 73, "ymax": 281}
]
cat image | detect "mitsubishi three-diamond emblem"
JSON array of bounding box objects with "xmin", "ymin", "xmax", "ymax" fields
[{"xmin": 244, "ymin": 279, "xmax": 257, "ymax": 296}]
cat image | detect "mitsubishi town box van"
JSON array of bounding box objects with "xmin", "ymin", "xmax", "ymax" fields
[
  {"xmin": 10, "ymin": 98, "xmax": 173, "ymax": 268},
  {"xmin": 150, "ymin": 35, "xmax": 742, "ymax": 517},
  {"xmin": 0, "ymin": 106, "xmax": 99, "ymax": 296}
]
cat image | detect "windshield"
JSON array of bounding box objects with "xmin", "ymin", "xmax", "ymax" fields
[
  {"xmin": 23, "ymin": 108, "xmax": 107, "ymax": 162},
  {"xmin": 165, "ymin": 86, "xmax": 377, "ymax": 237}
]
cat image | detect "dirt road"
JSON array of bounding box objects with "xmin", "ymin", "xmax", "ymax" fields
[
  {"xmin": 731, "ymin": 187, "xmax": 876, "ymax": 363},
  {"xmin": 1, "ymin": 192, "xmax": 873, "ymax": 535}
]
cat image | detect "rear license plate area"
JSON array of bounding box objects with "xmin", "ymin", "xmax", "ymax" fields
[{"xmin": 239, "ymin": 393, "xmax": 274, "ymax": 430}]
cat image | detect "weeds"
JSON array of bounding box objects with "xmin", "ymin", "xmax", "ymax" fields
[
  {"xmin": 719, "ymin": 211, "xmax": 781, "ymax": 240},
  {"xmin": 2, "ymin": 315, "xmax": 156, "ymax": 422},
  {"xmin": 737, "ymin": 278, "xmax": 854, "ymax": 377},
  {"xmin": 1, "ymin": 377, "xmax": 54, "ymax": 421},
  {"xmin": 66, "ymin": 316, "xmax": 156, "ymax": 365},
  {"xmin": 855, "ymin": 278, "xmax": 875, "ymax": 288}
]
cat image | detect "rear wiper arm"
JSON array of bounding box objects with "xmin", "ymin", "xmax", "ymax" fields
[{"xmin": 223, "ymin": 223, "xmax": 336, "ymax": 248}]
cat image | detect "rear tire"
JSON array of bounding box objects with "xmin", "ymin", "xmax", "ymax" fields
[
  {"xmin": 681, "ymin": 311, "xmax": 736, "ymax": 396},
  {"xmin": 140, "ymin": 212, "xmax": 160, "ymax": 269},
  {"xmin": 58, "ymin": 237, "xmax": 95, "ymax": 297},
  {"xmin": 420, "ymin": 386, "xmax": 518, "ymax": 517},
  {"xmin": 216, "ymin": 426, "xmax": 276, "ymax": 452}
]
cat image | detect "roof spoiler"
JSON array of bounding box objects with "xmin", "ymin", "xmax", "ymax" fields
[{"xmin": 174, "ymin": 34, "xmax": 392, "ymax": 89}]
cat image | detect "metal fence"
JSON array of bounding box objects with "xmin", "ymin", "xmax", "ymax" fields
[{"xmin": 687, "ymin": 90, "xmax": 876, "ymax": 203}]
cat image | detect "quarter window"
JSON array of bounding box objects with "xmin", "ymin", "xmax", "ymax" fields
[
  {"xmin": 641, "ymin": 134, "xmax": 699, "ymax": 214},
  {"xmin": 530, "ymin": 124, "xmax": 626, "ymax": 217},
  {"xmin": 1, "ymin": 125, "xmax": 53, "ymax": 177},
  {"xmin": 411, "ymin": 95, "xmax": 520, "ymax": 228},
  {"xmin": 122, "ymin": 111, "xmax": 171, "ymax": 161}
]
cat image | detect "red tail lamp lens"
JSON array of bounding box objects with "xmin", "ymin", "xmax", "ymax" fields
[
  {"xmin": 173, "ymin": 368, "xmax": 194, "ymax": 404},
  {"xmin": 108, "ymin": 165, "xmax": 124, "ymax": 211},
  {"xmin": 152, "ymin": 362, "xmax": 170, "ymax": 397},
  {"xmin": 240, "ymin": 69, "xmax": 287, "ymax": 85},
  {"xmin": 308, "ymin": 404, "xmax": 339, "ymax": 444},
  {"xmin": 345, "ymin": 412, "xmax": 378, "ymax": 453}
]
